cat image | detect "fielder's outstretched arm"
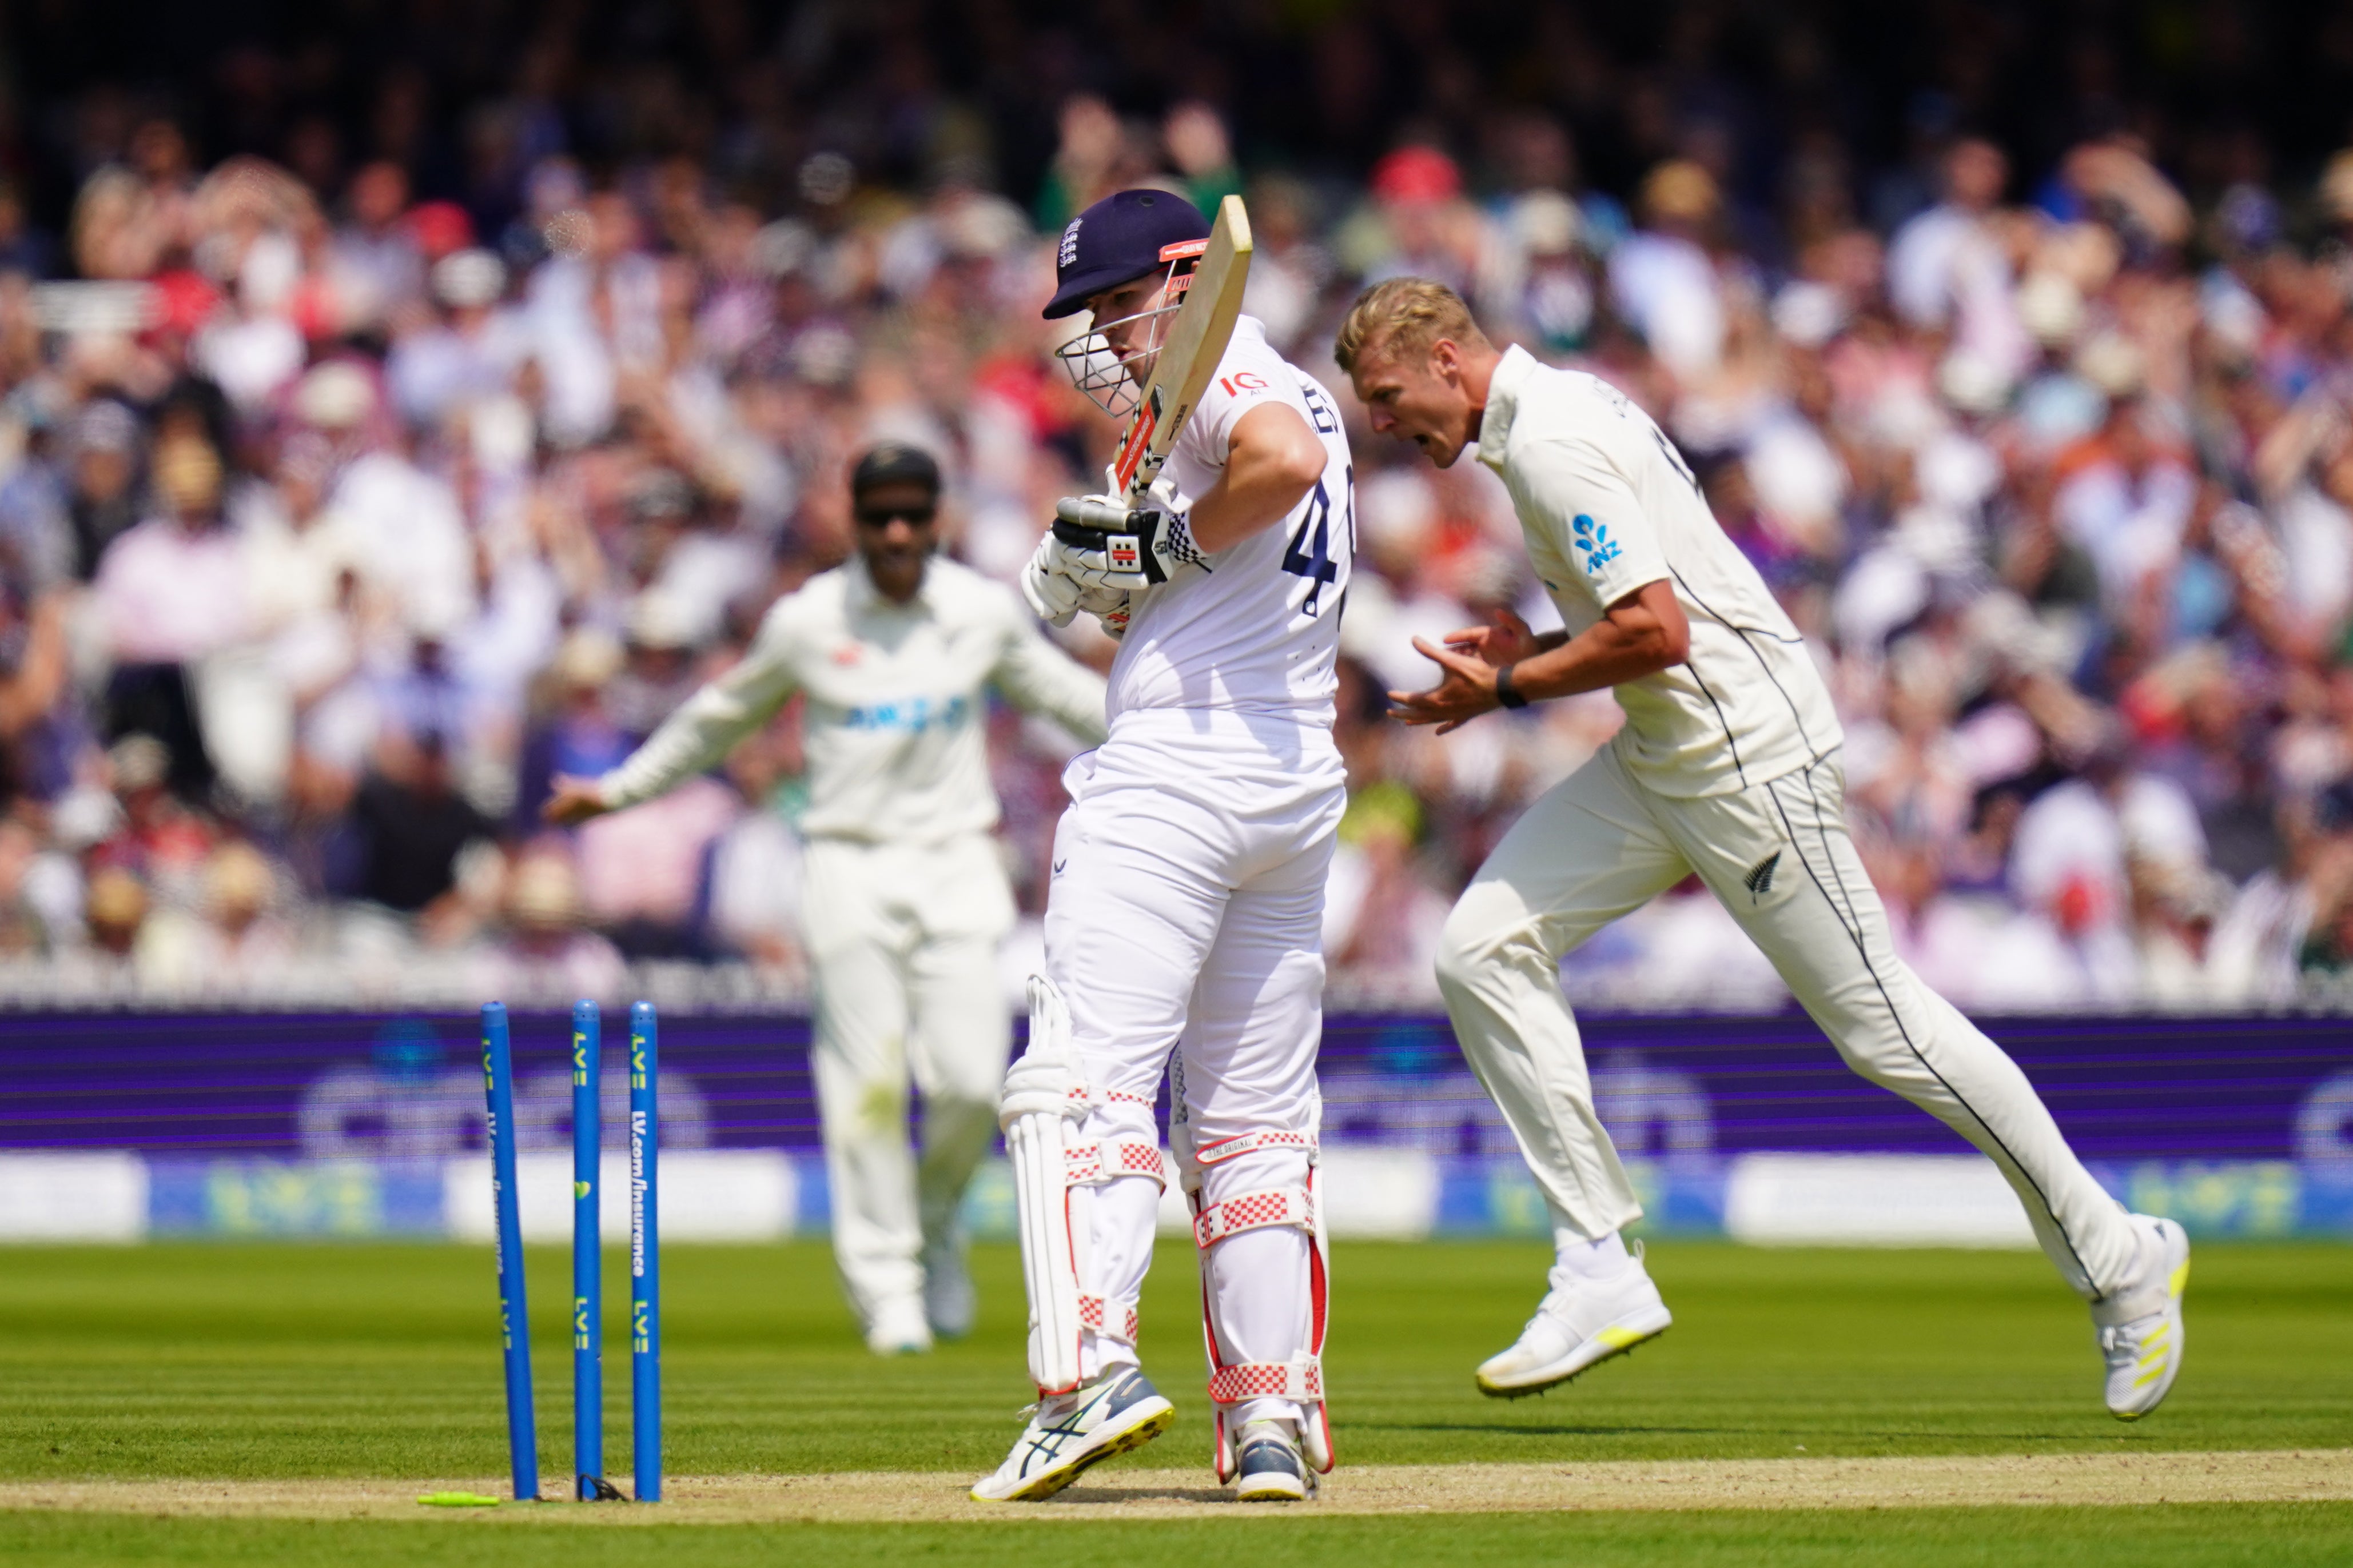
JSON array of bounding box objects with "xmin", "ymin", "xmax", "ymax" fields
[
  {"xmin": 1184, "ymin": 402, "xmax": 1328, "ymax": 552},
  {"xmin": 989, "ymin": 602, "xmax": 1111, "ymax": 745},
  {"xmin": 544, "ymin": 611, "xmax": 802, "ymax": 824}
]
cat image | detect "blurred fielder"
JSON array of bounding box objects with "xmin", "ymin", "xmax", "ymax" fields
[
  {"xmin": 1337, "ymin": 278, "xmax": 2188, "ymax": 1422},
  {"xmin": 972, "ymin": 189, "xmax": 1356, "ymax": 1503},
  {"xmin": 546, "ymin": 442, "xmax": 1108, "ymax": 1356}
]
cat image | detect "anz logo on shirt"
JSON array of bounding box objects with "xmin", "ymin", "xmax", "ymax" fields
[
  {"xmin": 1571, "ymin": 513, "xmax": 1621, "ymax": 574},
  {"xmin": 840, "ymin": 694, "xmax": 970, "ymax": 733}
]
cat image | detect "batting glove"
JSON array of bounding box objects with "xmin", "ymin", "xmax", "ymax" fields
[
  {"xmin": 1021, "ymin": 532, "xmax": 1091, "ymax": 625},
  {"xmin": 1074, "ymin": 580, "xmax": 1132, "ymax": 637},
  {"xmin": 1052, "ymin": 482, "xmax": 1210, "ymax": 592}
]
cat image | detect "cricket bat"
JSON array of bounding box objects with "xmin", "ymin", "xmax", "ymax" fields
[{"xmin": 1106, "ymin": 193, "xmax": 1252, "ymax": 502}]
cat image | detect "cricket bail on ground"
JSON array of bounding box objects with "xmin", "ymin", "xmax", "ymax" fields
[{"xmin": 476, "ymin": 1000, "xmax": 661, "ymax": 1504}]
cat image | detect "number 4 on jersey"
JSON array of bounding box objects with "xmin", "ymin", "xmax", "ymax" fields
[{"xmin": 1283, "ymin": 470, "xmax": 1349, "ymax": 616}]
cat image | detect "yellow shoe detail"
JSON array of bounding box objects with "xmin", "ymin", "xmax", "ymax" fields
[
  {"xmin": 1595, "ymin": 1325, "xmax": 1647, "ymax": 1350},
  {"xmin": 2132, "ymin": 1363, "xmax": 2169, "ymax": 1389},
  {"xmin": 2168, "ymin": 1258, "xmax": 2191, "ymax": 1298}
]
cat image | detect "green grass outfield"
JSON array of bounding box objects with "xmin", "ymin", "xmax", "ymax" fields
[{"xmin": 3, "ymin": 1239, "xmax": 2350, "ymax": 1563}]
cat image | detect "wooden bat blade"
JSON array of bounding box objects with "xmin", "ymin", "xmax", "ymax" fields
[{"xmin": 1111, "ymin": 194, "xmax": 1253, "ymax": 498}]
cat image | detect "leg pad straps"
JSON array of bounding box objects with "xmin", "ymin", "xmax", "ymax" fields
[
  {"xmin": 1207, "ymin": 1355, "xmax": 1322, "ymax": 1405},
  {"xmin": 1193, "ymin": 1186, "xmax": 1314, "ymax": 1248},
  {"xmin": 1065, "ymin": 1137, "xmax": 1167, "ymax": 1188},
  {"xmin": 1195, "ymin": 1128, "xmax": 1318, "ymax": 1166},
  {"xmin": 1078, "ymin": 1292, "xmax": 1141, "ymax": 1344}
]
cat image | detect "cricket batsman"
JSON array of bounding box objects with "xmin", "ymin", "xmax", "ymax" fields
[
  {"xmin": 545, "ymin": 442, "xmax": 1108, "ymax": 1356},
  {"xmin": 1336, "ymin": 278, "xmax": 2189, "ymax": 1422},
  {"xmin": 970, "ymin": 189, "xmax": 1355, "ymax": 1503}
]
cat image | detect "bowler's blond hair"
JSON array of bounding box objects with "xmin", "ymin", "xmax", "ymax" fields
[{"xmin": 1332, "ymin": 277, "xmax": 1491, "ymax": 375}]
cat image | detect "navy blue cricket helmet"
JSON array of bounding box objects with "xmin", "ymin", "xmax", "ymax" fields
[{"xmin": 1042, "ymin": 189, "xmax": 1212, "ymax": 320}]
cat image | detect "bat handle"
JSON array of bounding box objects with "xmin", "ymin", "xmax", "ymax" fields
[{"xmin": 1057, "ymin": 495, "xmax": 1134, "ymax": 530}]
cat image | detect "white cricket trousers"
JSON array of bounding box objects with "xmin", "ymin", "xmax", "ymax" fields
[
  {"xmin": 1046, "ymin": 711, "xmax": 1344, "ymax": 1431},
  {"xmin": 1437, "ymin": 744, "xmax": 2141, "ymax": 1300},
  {"xmin": 802, "ymin": 832, "xmax": 1014, "ymax": 1328}
]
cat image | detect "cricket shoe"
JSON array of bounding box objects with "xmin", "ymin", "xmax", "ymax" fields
[
  {"xmin": 922, "ymin": 1242, "xmax": 976, "ymax": 1342},
  {"xmin": 1476, "ymin": 1244, "xmax": 1672, "ymax": 1398},
  {"xmin": 1232, "ymin": 1419, "xmax": 1316, "ymax": 1502},
  {"xmin": 970, "ymin": 1366, "xmax": 1175, "ymax": 1502},
  {"xmin": 865, "ymin": 1296, "xmax": 933, "ymax": 1357},
  {"xmin": 2093, "ymin": 1214, "xmax": 2190, "ymax": 1421}
]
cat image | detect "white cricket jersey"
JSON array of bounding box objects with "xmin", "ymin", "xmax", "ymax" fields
[
  {"xmin": 1109, "ymin": 316, "xmax": 1356, "ymax": 730},
  {"xmin": 1478, "ymin": 345, "xmax": 1842, "ymax": 796},
  {"xmin": 599, "ymin": 555, "xmax": 1108, "ymax": 843}
]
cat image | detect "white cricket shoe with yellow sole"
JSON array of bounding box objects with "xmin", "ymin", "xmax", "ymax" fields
[
  {"xmin": 970, "ymin": 1366, "xmax": 1175, "ymax": 1502},
  {"xmin": 2094, "ymin": 1214, "xmax": 2190, "ymax": 1421},
  {"xmin": 1476, "ymin": 1245, "xmax": 1673, "ymax": 1398}
]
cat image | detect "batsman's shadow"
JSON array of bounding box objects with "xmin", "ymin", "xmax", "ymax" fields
[{"xmin": 1052, "ymin": 1482, "xmax": 1236, "ymax": 1507}]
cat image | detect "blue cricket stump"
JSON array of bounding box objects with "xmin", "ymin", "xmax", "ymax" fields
[
  {"xmin": 480, "ymin": 1002, "xmax": 540, "ymax": 1502},
  {"xmin": 629, "ymin": 1000, "xmax": 662, "ymax": 1502},
  {"xmin": 572, "ymin": 1000, "xmax": 621, "ymax": 1501}
]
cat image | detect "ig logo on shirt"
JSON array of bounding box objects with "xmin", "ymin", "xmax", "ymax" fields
[{"xmin": 1572, "ymin": 513, "xmax": 1621, "ymax": 573}]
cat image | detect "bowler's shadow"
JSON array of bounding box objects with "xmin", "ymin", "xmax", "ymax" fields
[{"xmin": 1363, "ymin": 1421, "xmax": 2084, "ymax": 1443}]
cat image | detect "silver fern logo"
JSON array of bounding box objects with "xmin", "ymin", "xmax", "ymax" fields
[{"xmin": 1571, "ymin": 513, "xmax": 1621, "ymax": 572}]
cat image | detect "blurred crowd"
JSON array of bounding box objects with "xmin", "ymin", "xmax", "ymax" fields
[{"xmin": 2, "ymin": 5, "xmax": 2353, "ymax": 1011}]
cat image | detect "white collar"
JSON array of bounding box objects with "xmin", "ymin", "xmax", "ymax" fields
[{"xmin": 1474, "ymin": 344, "xmax": 1541, "ymax": 473}]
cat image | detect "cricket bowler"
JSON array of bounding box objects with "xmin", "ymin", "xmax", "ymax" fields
[
  {"xmin": 544, "ymin": 442, "xmax": 1108, "ymax": 1356},
  {"xmin": 972, "ymin": 188, "xmax": 1356, "ymax": 1503},
  {"xmin": 1336, "ymin": 277, "xmax": 2189, "ymax": 1422}
]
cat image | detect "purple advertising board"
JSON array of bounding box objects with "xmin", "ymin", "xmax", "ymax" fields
[{"xmin": 2, "ymin": 1010, "xmax": 2347, "ymax": 1167}]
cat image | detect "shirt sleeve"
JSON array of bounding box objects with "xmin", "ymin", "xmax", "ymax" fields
[
  {"xmin": 1173, "ymin": 334, "xmax": 1288, "ymax": 485},
  {"xmin": 598, "ymin": 600, "xmax": 803, "ymax": 809},
  {"xmin": 987, "ymin": 591, "xmax": 1109, "ymax": 744},
  {"xmin": 1514, "ymin": 434, "xmax": 1672, "ymax": 611}
]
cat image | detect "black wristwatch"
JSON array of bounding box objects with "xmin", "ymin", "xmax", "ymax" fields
[{"xmin": 1494, "ymin": 663, "xmax": 1530, "ymax": 710}]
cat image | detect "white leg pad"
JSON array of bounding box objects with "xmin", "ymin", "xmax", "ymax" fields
[
  {"xmin": 1005, "ymin": 976, "xmax": 1086, "ymax": 1395},
  {"xmin": 1192, "ymin": 1142, "xmax": 1333, "ymax": 1481},
  {"xmin": 1006, "ymin": 1108, "xmax": 1082, "ymax": 1394}
]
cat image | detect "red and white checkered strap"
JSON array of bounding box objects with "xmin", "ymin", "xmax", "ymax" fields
[
  {"xmin": 1192, "ymin": 1186, "xmax": 1315, "ymax": 1248},
  {"xmin": 1064, "ymin": 1138, "xmax": 1166, "ymax": 1188},
  {"xmin": 1195, "ymin": 1128, "xmax": 1318, "ymax": 1166},
  {"xmin": 1077, "ymin": 1292, "xmax": 1141, "ymax": 1343},
  {"xmin": 1207, "ymin": 1355, "xmax": 1322, "ymax": 1406},
  {"xmin": 1064, "ymin": 1084, "xmax": 1156, "ymax": 1113}
]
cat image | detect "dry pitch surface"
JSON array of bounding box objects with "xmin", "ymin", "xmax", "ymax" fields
[{"xmin": 6, "ymin": 1450, "xmax": 2350, "ymax": 1523}]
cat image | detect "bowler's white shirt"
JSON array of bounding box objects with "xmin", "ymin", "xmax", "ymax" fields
[
  {"xmin": 1477, "ymin": 346, "xmax": 1841, "ymax": 796},
  {"xmin": 600, "ymin": 555, "xmax": 1108, "ymax": 843}
]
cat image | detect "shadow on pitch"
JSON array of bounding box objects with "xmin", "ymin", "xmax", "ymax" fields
[
  {"xmin": 1352, "ymin": 1422, "xmax": 1754, "ymax": 1438},
  {"xmin": 1053, "ymin": 1483, "xmax": 1234, "ymax": 1506},
  {"xmin": 1355, "ymin": 1422, "xmax": 2085, "ymax": 1443}
]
